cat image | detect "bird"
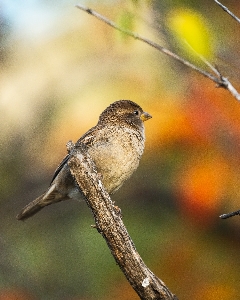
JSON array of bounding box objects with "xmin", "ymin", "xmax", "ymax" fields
[{"xmin": 16, "ymin": 100, "xmax": 152, "ymax": 220}]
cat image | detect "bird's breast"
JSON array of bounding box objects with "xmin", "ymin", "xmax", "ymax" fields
[{"xmin": 88, "ymin": 126, "xmax": 145, "ymax": 194}]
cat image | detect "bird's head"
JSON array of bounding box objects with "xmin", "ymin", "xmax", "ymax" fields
[{"xmin": 98, "ymin": 100, "xmax": 152, "ymax": 129}]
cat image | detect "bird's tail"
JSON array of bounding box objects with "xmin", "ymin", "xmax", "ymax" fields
[{"xmin": 16, "ymin": 193, "xmax": 47, "ymax": 221}]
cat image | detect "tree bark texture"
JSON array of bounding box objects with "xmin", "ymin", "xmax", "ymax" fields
[{"xmin": 68, "ymin": 144, "xmax": 178, "ymax": 300}]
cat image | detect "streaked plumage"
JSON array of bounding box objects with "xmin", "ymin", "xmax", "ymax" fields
[{"xmin": 17, "ymin": 100, "xmax": 152, "ymax": 220}]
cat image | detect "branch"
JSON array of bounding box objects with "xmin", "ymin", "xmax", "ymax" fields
[
  {"xmin": 75, "ymin": 4, "xmax": 240, "ymax": 101},
  {"xmin": 214, "ymin": 0, "xmax": 240, "ymax": 24},
  {"xmin": 220, "ymin": 209, "xmax": 240, "ymax": 219},
  {"xmin": 68, "ymin": 143, "xmax": 178, "ymax": 300}
]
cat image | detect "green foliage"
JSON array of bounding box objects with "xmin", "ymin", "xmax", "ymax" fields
[{"xmin": 117, "ymin": 11, "xmax": 135, "ymax": 36}]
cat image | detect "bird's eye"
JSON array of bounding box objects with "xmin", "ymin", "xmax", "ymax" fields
[{"xmin": 133, "ymin": 110, "xmax": 139, "ymax": 116}]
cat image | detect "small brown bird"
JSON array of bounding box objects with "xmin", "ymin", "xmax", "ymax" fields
[{"xmin": 17, "ymin": 100, "xmax": 152, "ymax": 220}]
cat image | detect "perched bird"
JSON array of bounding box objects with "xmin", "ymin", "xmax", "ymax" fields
[{"xmin": 17, "ymin": 100, "xmax": 152, "ymax": 220}]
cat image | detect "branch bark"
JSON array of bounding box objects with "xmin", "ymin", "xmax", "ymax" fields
[
  {"xmin": 67, "ymin": 144, "xmax": 178, "ymax": 300},
  {"xmin": 75, "ymin": 4, "xmax": 240, "ymax": 101},
  {"xmin": 220, "ymin": 209, "xmax": 240, "ymax": 219}
]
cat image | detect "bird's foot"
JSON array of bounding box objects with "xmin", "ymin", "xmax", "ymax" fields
[
  {"xmin": 114, "ymin": 205, "xmax": 122, "ymax": 218},
  {"xmin": 66, "ymin": 140, "xmax": 75, "ymax": 154}
]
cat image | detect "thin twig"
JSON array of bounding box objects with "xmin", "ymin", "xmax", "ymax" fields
[
  {"xmin": 184, "ymin": 40, "xmax": 240, "ymax": 100},
  {"xmin": 220, "ymin": 209, "xmax": 240, "ymax": 219},
  {"xmin": 214, "ymin": 0, "xmax": 240, "ymax": 24},
  {"xmin": 75, "ymin": 4, "xmax": 240, "ymax": 101},
  {"xmin": 184, "ymin": 40, "xmax": 221, "ymax": 77}
]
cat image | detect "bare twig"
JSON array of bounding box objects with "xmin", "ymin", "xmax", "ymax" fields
[
  {"xmin": 220, "ymin": 209, "xmax": 240, "ymax": 219},
  {"xmin": 76, "ymin": 4, "xmax": 240, "ymax": 101},
  {"xmin": 68, "ymin": 143, "xmax": 178, "ymax": 300},
  {"xmin": 185, "ymin": 40, "xmax": 240, "ymax": 100},
  {"xmin": 214, "ymin": 0, "xmax": 240, "ymax": 24},
  {"xmin": 184, "ymin": 40, "xmax": 221, "ymax": 77}
]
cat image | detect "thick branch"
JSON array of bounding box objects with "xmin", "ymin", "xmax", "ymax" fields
[
  {"xmin": 75, "ymin": 4, "xmax": 240, "ymax": 101},
  {"xmin": 68, "ymin": 144, "xmax": 178, "ymax": 300}
]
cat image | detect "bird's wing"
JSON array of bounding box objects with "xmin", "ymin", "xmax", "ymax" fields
[
  {"xmin": 50, "ymin": 154, "xmax": 70, "ymax": 185},
  {"xmin": 49, "ymin": 125, "xmax": 101, "ymax": 185},
  {"xmin": 75, "ymin": 125, "xmax": 100, "ymax": 147}
]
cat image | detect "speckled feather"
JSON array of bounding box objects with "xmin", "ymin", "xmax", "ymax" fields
[{"xmin": 17, "ymin": 100, "xmax": 151, "ymax": 220}]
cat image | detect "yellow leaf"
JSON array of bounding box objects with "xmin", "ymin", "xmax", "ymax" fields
[{"xmin": 167, "ymin": 8, "xmax": 214, "ymax": 59}]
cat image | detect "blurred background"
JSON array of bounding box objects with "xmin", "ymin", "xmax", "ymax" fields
[{"xmin": 1, "ymin": 0, "xmax": 240, "ymax": 299}]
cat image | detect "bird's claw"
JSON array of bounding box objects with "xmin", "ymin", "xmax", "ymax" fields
[{"xmin": 114, "ymin": 205, "xmax": 122, "ymax": 218}]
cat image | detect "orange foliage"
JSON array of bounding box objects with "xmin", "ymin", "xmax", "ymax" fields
[
  {"xmin": 146, "ymin": 97, "xmax": 201, "ymax": 148},
  {"xmin": 195, "ymin": 283, "xmax": 238, "ymax": 300},
  {"xmin": 0, "ymin": 289, "xmax": 36, "ymax": 300},
  {"xmin": 185, "ymin": 78, "xmax": 240, "ymax": 141},
  {"xmin": 177, "ymin": 158, "xmax": 230, "ymax": 225},
  {"xmin": 105, "ymin": 281, "xmax": 139, "ymax": 300}
]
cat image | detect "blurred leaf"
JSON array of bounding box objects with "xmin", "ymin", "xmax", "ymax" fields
[
  {"xmin": 166, "ymin": 8, "xmax": 214, "ymax": 59},
  {"xmin": 196, "ymin": 284, "xmax": 238, "ymax": 300},
  {"xmin": 0, "ymin": 289, "xmax": 36, "ymax": 300},
  {"xmin": 131, "ymin": 0, "xmax": 140, "ymax": 5},
  {"xmin": 117, "ymin": 11, "xmax": 135, "ymax": 39},
  {"xmin": 177, "ymin": 157, "xmax": 229, "ymax": 226}
]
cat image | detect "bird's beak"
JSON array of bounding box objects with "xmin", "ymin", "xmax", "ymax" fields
[{"xmin": 140, "ymin": 112, "xmax": 152, "ymax": 122}]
